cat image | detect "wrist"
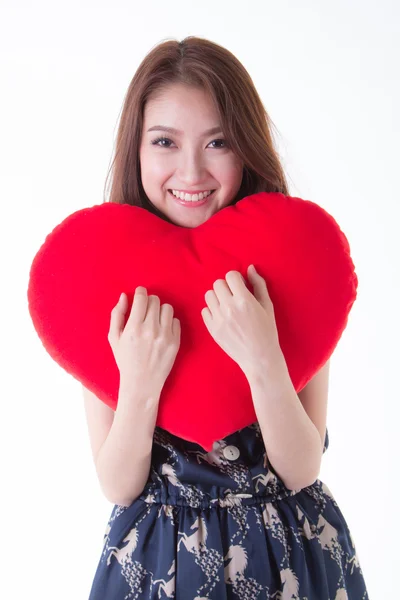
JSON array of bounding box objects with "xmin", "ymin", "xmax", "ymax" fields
[
  {"xmin": 242, "ymin": 351, "xmax": 289, "ymax": 388},
  {"xmin": 118, "ymin": 380, "xmax": 161, "ymax": 408}
]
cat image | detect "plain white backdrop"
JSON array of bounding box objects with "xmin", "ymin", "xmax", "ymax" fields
[{"xmin": 1, "ymin": 0, "xmax": 398, "ymax": 598}]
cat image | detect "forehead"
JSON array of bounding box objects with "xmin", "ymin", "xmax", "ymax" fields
[{"xmin": 143, "ymin": 84, "xmax": 220, "ymax": 129}]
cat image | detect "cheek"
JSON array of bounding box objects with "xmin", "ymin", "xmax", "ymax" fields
[
  {"xmin": 214, "ymin": 157, "xmax": 243, "ymax": 186},
  {"xmin": 142, "ymin": 154, "xmax": 172, "ymax": 182}
]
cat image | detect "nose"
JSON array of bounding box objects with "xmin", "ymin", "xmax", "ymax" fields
[{"xmin": 176, "ymin": 149, "xmax": 206, "ymax": 186}]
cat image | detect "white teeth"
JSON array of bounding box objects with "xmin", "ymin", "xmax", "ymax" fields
[{"xmin": 171, "ymin": 189, "xmax": 213, "ymax": 202}]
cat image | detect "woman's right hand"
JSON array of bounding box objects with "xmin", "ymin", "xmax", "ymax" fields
[{"xmin": 108, "ymin": 287, "xmax": 181, "ymax": 396}]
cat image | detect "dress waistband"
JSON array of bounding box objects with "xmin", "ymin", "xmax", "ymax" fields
[{"xmin": 139, "ymin": 486, "xmax": 299, "ymax": 509}]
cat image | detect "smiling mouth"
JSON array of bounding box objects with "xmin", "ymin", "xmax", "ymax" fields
[{"xmin": 168, "ymin": 189, "xmax": 216, "ymax": 205}]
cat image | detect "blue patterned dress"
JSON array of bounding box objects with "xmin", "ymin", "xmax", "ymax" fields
[{"xmin": 88, "ymin": 422, "xmax": 369, "ymax": 599}]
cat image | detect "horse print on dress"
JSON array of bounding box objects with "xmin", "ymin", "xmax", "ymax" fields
[{"xmin": 88, "ymin": 423, "xmax": 369, "ymax": 599}]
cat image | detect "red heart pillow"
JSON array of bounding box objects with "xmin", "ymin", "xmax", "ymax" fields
[{"xmin": 27, "ymin": 192, "xmax": 357, "ymax": 451}]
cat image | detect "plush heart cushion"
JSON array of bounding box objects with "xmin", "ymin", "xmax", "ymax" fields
[{"xmin": 27, "ymin": 192, "xmax": 357, "ymax": 451}]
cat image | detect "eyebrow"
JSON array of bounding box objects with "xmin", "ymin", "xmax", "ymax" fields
[{"xmin": 147, "ymin": 125, "xmax": 223, "ymax": 136}]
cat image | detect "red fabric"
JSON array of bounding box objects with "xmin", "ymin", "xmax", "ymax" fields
[{"xmin": 27, "ymin": 192, "xmax": 358, "ymax": 451}]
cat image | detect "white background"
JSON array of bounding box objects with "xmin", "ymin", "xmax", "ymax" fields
[{"xmin": 1, "ymin": 0, "xmax": 398, "ymax": 598}]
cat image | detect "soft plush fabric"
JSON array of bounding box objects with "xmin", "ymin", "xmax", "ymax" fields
[{"xmin": 27, "ymin": 192, "xmax": 358, "ymax": 451}]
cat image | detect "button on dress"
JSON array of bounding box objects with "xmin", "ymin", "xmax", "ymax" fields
[{"xmin": 88, "ymin": 422, "xmax": 370, "ymax": 599}]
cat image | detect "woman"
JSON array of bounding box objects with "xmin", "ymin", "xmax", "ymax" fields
[{"xmin": 85, "ymin": 36, "xmax": 369, "ymax": 599}]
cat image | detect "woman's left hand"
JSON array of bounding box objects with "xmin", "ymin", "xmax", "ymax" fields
[{"xmin": 201, "ymin": 264, "xmax": 283, "ymax": 375}]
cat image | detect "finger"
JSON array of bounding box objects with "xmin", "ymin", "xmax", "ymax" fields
[
  {"xmin": 247, "ymin": 265, "xmax": 271, "ymax": 306},
  {"xmin": 225, "ymin": 271, "xmax": 247, "ymax": 296},
  {"xmin": 126, "ymin": 286, "xmax": 148, "ymax": 327},
  {"xmin": 108, "ymin": 292, "xmax": 128, "ymax": 341},
  {"xmin": 160, "ymin": 303, "xmax": 174, "ymax": 328},
  {"xmin": 204, "ymin": 289, "xmax": 219, "ymax": 314},
  {"xmin": 172, "ymin": 317, "xmax": 181, "ymax": 340},
  {"xmin": 201, "ymin": 307, "xmax": 213, "ymax": 332},
  {"xmin": 213, "ymin": 278, "xmax": 233, "ymax": 303},
  {"xmin": 144, "ymin": 295, "xmax": 161, "ymax": 326}
]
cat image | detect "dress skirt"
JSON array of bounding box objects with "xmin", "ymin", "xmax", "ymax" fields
[{"xmin": 88, "ymin": 422, "xmax": 369, "ymax": 599}]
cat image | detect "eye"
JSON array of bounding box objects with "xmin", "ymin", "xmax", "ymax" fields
[
  {"xmin": 150, "ymin": 136, "xmax": 228, "ymax": 149},
  {"xmin": 151, "ymin": 136, "xmax": 174, "ymax": 148},
  {"xmin": 208, "ymin": 139, "xmax": 227, "ymax": 149}
]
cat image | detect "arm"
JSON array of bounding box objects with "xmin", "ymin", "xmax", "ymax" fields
[
  {"xmin": 84, "ymin": 382, "xmax": 160, "ymax": 507},
  {"xmin": 83, "ymin": 285, "xmax": 180, "ymax": 507},
  {"xmin": 245, "ymin": 358, "xmax": 330, "ymax": 491}
]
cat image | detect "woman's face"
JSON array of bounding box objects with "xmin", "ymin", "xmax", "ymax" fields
[{"xmin": 139, "ymin": 83, "xmax": 244, "ymax": 228}]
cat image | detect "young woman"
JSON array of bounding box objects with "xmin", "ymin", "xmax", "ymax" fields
[{"xmin": 85, "ymin": 36, "xmax": 369, "ymax": 599}]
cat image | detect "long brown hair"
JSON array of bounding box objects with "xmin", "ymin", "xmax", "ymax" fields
[{"xmin": 103, "ymin": 36, "xmax": 290, "ymax": 223}]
